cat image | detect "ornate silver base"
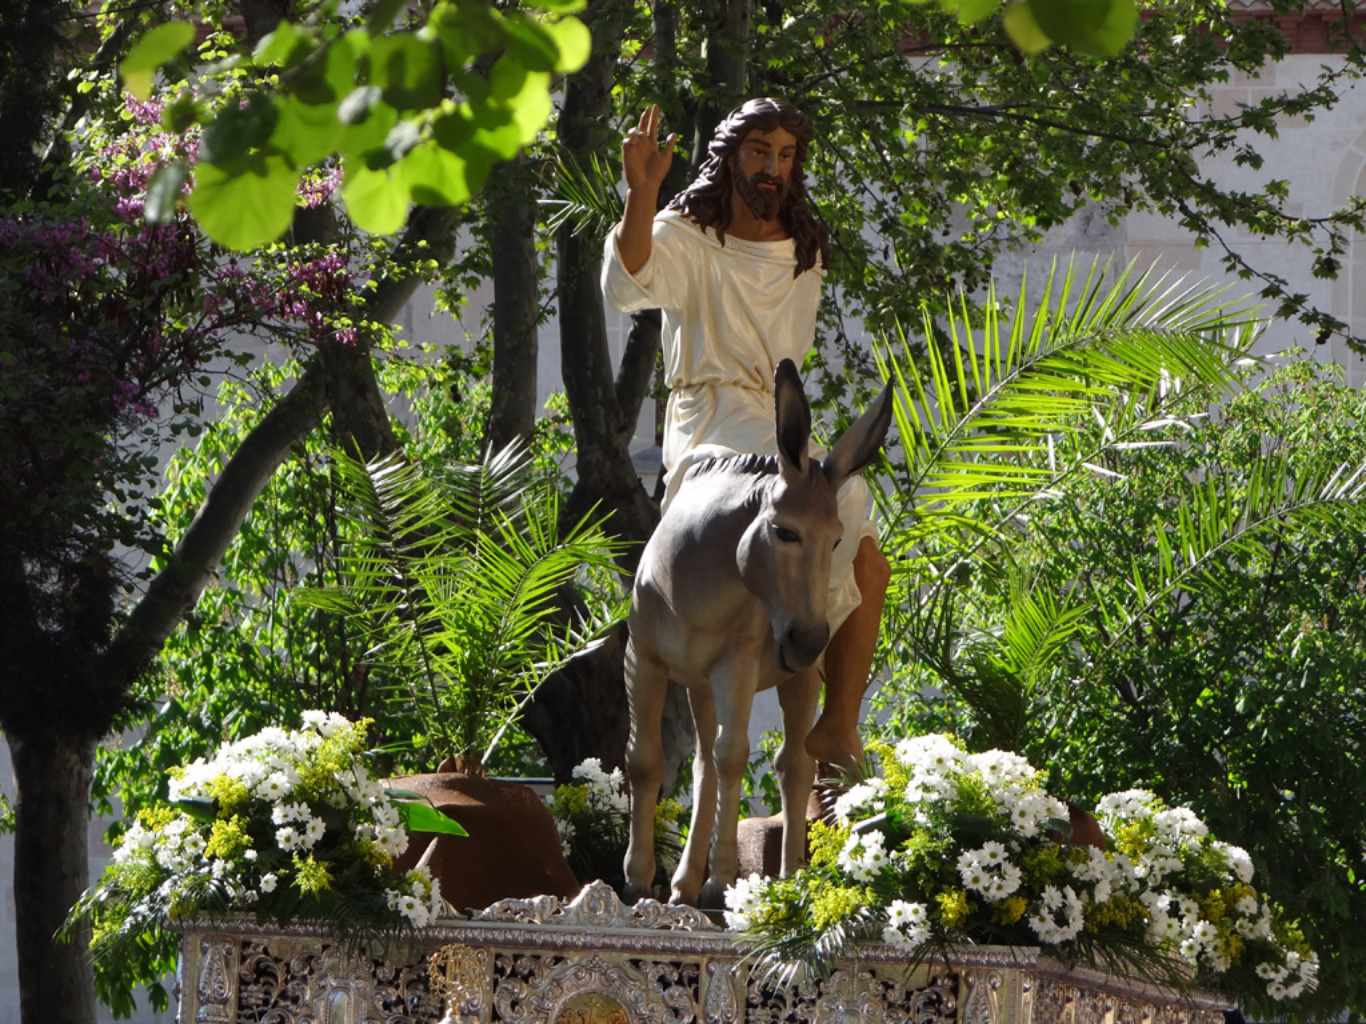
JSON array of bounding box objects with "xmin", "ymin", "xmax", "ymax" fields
[{"xmin": 176, "ymin": 881, "xmax": 1228, "ymax": 1024}]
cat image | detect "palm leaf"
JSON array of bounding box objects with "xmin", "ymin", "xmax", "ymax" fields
[
  {"xmin": 877, "ymin": 256, "xmax": 1258, "ymax": 537},
  {"xmin": 1096, "ymin": 451, "xmax": 1366, "ymax": 671},
  {"xmin": 293, "ymin": 443, "xmax": 627, "ymax": 766},
  {"xmin": 540, "ymin": 150, "xmax": 624, "ymax": 240}
]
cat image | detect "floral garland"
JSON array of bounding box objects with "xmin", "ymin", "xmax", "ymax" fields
[
  {"xmin": 724, "ymin": 734, "xmax": 1318, "ymax": 1007},
  {"xmin": 69, "ymin": 712, "xmax": 456, "ymax": 978}
]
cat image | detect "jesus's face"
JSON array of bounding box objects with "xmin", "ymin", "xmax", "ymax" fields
[{"xmin": 731, "ymin": 125, "xmax": 798, "ymax": 221}]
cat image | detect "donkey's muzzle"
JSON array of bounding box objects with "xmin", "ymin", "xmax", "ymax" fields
[{"xmin": 781, "ymin": 622, "xmax": 830, "ymax": 672}]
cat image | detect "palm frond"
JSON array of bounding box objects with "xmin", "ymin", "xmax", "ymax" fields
[
  {"xmin": 293, "ymin": 443, "xmax": 627, "ymax": 766},
  {"xmin": 877, "ymin": 257, "xmax": 1259, "ymax": 535},
  {"xmin": 1096, "ymin": 451, "xmax": 1366, "ymax": 669},
  {"xmin": 540, "ymin": 150, "xmax": 624, "ymax": 240}
]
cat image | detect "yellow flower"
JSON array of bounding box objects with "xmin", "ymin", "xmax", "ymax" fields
[
  {"xmin": 292, "ymin": 854, "xmax": 333, "ymax": 896},
  {"xmin": 808, "ymin": 820, "xmax": 852, "ymax": 870},
  {"xmin": 207, "ymin": 774, "xmax": 250, "ymax": 814},
  {"xmin": 1086, "ymin": 894, "xmax": 1144, "ymax": 930},
  {"xmin": 994, "ymin": 896, "xmax": 1028, "ymax": 925},
  {"xmin": 136, "ymin": 805, "xmax": 177, "ymax": 831},
  {"xmin": 811, "ymin": 885, "xmax": 871, "ymax": 930},
  {"xmin": 936, "ymin": 889, "xmax": 970, "ymax": 929},
  {"xmin": 205, "ymin": 816, "xmax": 251, "ymax": 860}
]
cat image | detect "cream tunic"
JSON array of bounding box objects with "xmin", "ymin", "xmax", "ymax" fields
[{"xmin": 601, "ymin": 210, "xmax": 873, "ymax": 633}]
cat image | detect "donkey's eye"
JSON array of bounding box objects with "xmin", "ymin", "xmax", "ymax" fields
[{"xmin": 773, "ymin": 525, "xmax": 801, "ymax": 543}]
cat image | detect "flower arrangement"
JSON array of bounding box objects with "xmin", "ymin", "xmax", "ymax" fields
[
  {"xmin": 724, "ymin": 734, "xmax": 1318, "ymax": 1008},
  {"xmin": 67, "ymin": 713, "xmax": 466, "ymax": 991},
  {"xmin": 546, "ymin": 757, "xmax": 686, "ymax": 891}
]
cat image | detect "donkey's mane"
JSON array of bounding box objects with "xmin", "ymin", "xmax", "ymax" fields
[{"xmin": 683, "ymin": 452, "xmax": 780, "ymax": 482}]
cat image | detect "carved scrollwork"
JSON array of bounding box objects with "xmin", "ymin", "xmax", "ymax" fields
[
  {"xmin": 473, "ymin": 880, "xmax": 717, "ymax": 932},
  {"xmin": 195, "ymin": 937, "xmax": 238, "ymax": 1023},
  {"xmin": 429, "ymin": 943, "xmax": 492, "ymax": 1024},
  {"xmin": 703, "ymin": 960, "xmax": 741, "ymax": 1024},
  {"xmin": 500, "ymin": 953, "xmax": 681, "ymax": 1024}
]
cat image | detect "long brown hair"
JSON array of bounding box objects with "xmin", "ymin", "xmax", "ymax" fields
[{"xmin": 668, "ymin": 98, "xmax": 831, "ymax": 278}]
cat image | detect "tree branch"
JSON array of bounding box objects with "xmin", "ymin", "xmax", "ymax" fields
[{"xmin": 97, "ymin": 360, "xmax": 329, "ymax": 690}]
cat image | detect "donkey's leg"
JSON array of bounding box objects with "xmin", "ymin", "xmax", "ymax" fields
[
  {"xmin": 775, "ymin": 670, "xmax": 821, "ymax": 877},
  {"xmin": 670, "ymin": 686, "xmax": 717, "ymax": 906},
  {"xmin": 623, "ymin": 638, "xmax": 669, "ymax": 902},
  {"xmin": 699, "ymin": 664, "xmax": 756, "ymax": 909}
]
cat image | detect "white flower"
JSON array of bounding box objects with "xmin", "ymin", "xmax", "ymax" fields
[
  {"xmin": 1215, "ymin": 841, "xmax": 1254, "ymax": 884},
  {"xmin": 838, "ymin": 830, "xmax": 889, "ymax": 883},
  {"xmin": 302, "ymin": 710, "xmax": 351, "ymax": 737},
  {"xmin": 1028, "ymin": 885, "xmax": 1084, "ymax": 945},
  {"xmin": 722, "ymin": 874, "xmax": 769, "ymax": 931},
  {"xmin": 275, "ymin": 825, "xmax": 303, "ymax": 851},
  {"xmin": 259, "ymin": 873, "xmax": 278, "ymax": 894},
  {"xmin": 894, "ymin": 734, "xmax": 966, "ymax": 773},
  {"xmin": 832, "ymin": 778, "xmax": 888, "ymax": 825},
  {"xmin": 882, "ymin": 900, "xmax": 930, "ymax": 947},
  {"xmin": 956, "ymin": 844, "xmax": 1022, "ymax": 901},
  {"xmin": 271, "ymin": 801, "xmax": 311, "ymax": 826},
  {"xmin": 256, "ymin": 772, "xmax": 292, "ymax": 802},
  {"xmin": 300, "ymin": 816, "xmax": 327, "ymax": 849}
]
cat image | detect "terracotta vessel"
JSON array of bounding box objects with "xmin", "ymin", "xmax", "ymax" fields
[{"xmin": 388, "ymin": 769, "xmax": 580, "ymax": 912}]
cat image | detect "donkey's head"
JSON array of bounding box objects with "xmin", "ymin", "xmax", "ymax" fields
[{"xmin": 737, "ymin": 359, "xmax": 894, "ymax": 673}]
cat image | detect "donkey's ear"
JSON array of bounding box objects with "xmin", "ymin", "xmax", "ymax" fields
[
  {"xmin": 774, "ymin": 359, "xmax": 812, "ymax": 476},
  {"xmin": 824, "ymin": 380, "xmax": 894, "ymax": 487}
]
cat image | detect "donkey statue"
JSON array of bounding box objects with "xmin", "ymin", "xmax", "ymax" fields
[{"xmin": 624, "ymin": 358, "xmax": 894, "ymax": 907}]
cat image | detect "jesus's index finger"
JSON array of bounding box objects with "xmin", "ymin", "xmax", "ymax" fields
[{"xmin": 636, "ymin": 106, "xmax": 652, "ymax": 134}]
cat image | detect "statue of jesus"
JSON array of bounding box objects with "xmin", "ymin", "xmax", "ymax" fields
[{"xmin": 601, "ymin": 98, "xmax": 890, "ymax": 771}]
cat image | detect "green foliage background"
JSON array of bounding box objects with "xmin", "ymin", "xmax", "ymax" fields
[{"xmin": 871, "ymin": 356, "xmax": 1366, "ymax": 1017}]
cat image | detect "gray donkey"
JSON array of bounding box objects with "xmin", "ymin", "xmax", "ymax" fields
[{"xmin": 624, "ymin": 358, "xmax": 893, "ymax": 907}]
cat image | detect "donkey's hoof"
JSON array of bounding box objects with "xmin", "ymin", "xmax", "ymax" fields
[{"xmin": 698, "ymin": 878, "xmax": 732, "ymax": 911}]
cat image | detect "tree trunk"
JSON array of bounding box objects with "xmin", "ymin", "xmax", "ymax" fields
[
  {"xmin": 8, "ymin": 730, "xmax": 97, "ymax": 1024},
  {"xmin": 691, "ymin": 0, "xmax": 751, "ymax": 171},
  {"xmin": 556, "ymin": 0, "xmax": 658, "ymax": 555},
  {"xmin": 487, "ymin": 154, "xmax": 540, "ymax": 453}
]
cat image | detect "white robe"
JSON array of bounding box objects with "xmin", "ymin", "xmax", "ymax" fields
[{"xmin": 601, "ymin": 209, "xmax": 873, "ymax": 633}]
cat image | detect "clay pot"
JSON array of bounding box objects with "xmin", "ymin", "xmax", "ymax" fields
[
  {"xmin": 736, "ymin": 791, "xmax": 825, "ymax": 879},
  {"xmin": 388, "ymin": 771, "xmax": 580, "ymax": 913}
]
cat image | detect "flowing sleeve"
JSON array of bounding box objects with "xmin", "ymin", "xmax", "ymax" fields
[{"xmin": 601, "ymin": 217, "xmax": 694, "ymax": 313}]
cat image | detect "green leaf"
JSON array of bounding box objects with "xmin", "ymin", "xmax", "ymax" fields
[
  {"xmin": 144, "ymin": 161, "xmax": 188, "ymax": 224},
  {"xmin": 1028, "ymin": 0, "xmax": 1135, "ymax": 56},
  {"xmin": 954, "ymin": 0, "xmax": 999, "ymax": 26},
  {"xmin": 1003, "ymin": 2, "xmax": 1052, "ymax": 55},
  {"xmin": 394, "ymin": 800, "xmax": 468, "ymax": 837},
  {"xmin": 1087, "ymin": 0, "xmax": 1138, "ymax": 57},
  {"xmin": 188, "ymin": 156, "xmax": 299, "ymax": 250},
  {"xmin": 253, "ymin": 20, "xmax": 312, "ymax": 67},
  {"xmin": 161, "ymin": 93, "xmax": 201, "ymax": 133},
  {"xmin": 366, "ymin": 0, "xmax": 408, "ymax": 34},
  {"xmin": 173, "ymin": 797, "xmax": 216, "ymax": 822},
  {"xmin": 401, "ymin": 140, "xmax": 471, "ymax": 205},
  {"xmin": 470, "ymin": 104, "xmax": 523, "ymax": 160},
  {"xmin": 368, "ymin": 35, "xmax": 444, "ymax": 109},
  {"xmin": 199, "ymin": 93, "xmax": 278, "ymax": 170},
  {"xmin": 342, "ymin": 156, "xmax": 410, "ymax": 234},
  {"xmin": 543, "ymin": 16, "xmax": 591, "ymax": 72},
  {"xmin": 521, "ymin": 0, "xmax": 586, "ymax": 11},
  {"xmin": 270, "ymin": 95, "xmax": 341, "ymax": 167},
  {"xmin": 120, "ymin": 21, "xmax": 196, "ymax": 100},
  {"xmin": 500, "ymin": 13, "xmax": 559, "ymax": 71}
]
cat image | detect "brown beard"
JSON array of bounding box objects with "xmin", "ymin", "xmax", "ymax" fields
[{"xmin": 733, "ymin": 167, "xmax": 787, "ymax": 220}]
